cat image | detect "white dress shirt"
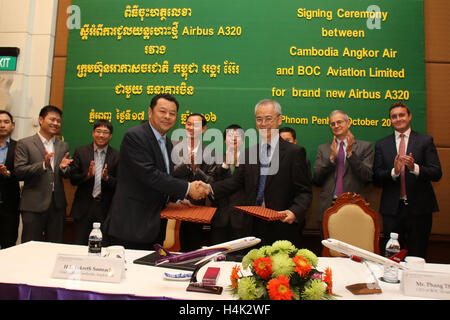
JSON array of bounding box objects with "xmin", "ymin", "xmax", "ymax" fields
[{"xmin": 38, "ymin": 132, "xmax": 55, "ymax": 170}]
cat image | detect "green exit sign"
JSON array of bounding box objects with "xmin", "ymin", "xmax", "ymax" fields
[{"xmin": 0, "ymin": 56, "xmax": 17, "ymax": 71}]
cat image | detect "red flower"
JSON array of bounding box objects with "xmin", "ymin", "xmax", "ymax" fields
[
  {"xmin": 253, "ymin": 257, "xmax": 273, "ymax": 279},
  {"xmin": 324, "ymin": 267, "xmax": 333, "ymax": 295},
  {"xmin": 292, "ymin": 255, "xmax": 312, "ymax": 277},
  {"xmin": 267, "ymin": 275, "xmax": 294, "ymax": 300},
  {"xmin": 230, "ymin": 265, "xmax": 241, "ymax": 290}
]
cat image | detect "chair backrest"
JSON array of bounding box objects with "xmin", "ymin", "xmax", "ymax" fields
[{"xmin": 322, "ymin": 192, "xmax": 380, "ymax": 257}]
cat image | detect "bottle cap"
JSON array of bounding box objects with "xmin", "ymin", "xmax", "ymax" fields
[
  {"xmin": 390, "ymin": 232, "xmax": 398, "ymax": 239},
  {"xmin": 93, "ymin": 222, "xmax": 101, "ymax": 229}
]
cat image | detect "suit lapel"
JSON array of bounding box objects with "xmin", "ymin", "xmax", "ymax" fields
[
  {"xmin": 88, "ymin": 143, "xmax": 95, "ymax": 162},
  {"xmin": 343, "ymin": 140, "xmax": 357, "ymax": 175},
  {"xmin": 166, "ymin": 138, "xmax": 174, "ymax": 174},
  {"xmin": 144, "ymin": 123, "xmax": 167, "ymax": 172},
  {"xmin": 265, "ymin": 139, "xmax": 283, "ymax": 189},
  {"xmin": 387, "ymin": 134, "xmax": 397, "ymax": 161},
  {"xmin": 406, "ymin": 130, "xmax": 416, "ymax": 156},
  {"xmin": 54, "ymin": 138, "xmax": 65, "ymax": 167},
  {"xmin": 249, "ymin": 144, "xmax": 260, "ymax": 189},
  {"xmin": 32, "ymin": 134, "xmax": 47, "ymax": 159},
  {"xmin": 104, "ymin": 144, "xmax": 112, "ymax": 165},
  {"xmin": 5, "ymin": 139, "xmax": 16, "ymax": 169}
]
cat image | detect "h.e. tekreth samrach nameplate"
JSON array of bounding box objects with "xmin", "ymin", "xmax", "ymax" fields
[
  {"xmin": 402, "ymin": 269, "xmax": 450, "ymax": 299},
  {"xmin": 52, "ymin": 254, "xmax": 125, "ymax": 283}
]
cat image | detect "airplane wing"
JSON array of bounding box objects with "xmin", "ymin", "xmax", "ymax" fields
[
  {"xmin": 322, "ymin": 238, "xmax": 408, "ymax": 270},
  {"xmin": 194, "ymin": 251, "xmax": 226, "ymax": 266}
]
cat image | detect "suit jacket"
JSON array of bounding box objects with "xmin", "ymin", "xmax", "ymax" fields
[
  {"xmin": 14, "ymin": 134, "xmax": 70, "ymax": 212},
  {"xmin": 212, "ymin": 164, "xmax": 252, "ymax": 229},
  {"xmin": 171, "ymin": 138, "xmax": 216, "ymax": 205},
  {"xmin": 374, "ymin": 130, "xmax": 442, "ymax": 216},
  {"xmin": 105, "ymin": 122, "xmax": 189, "ymax": 243},
  {"xmin": 0, "ymin": 139, "xmax": 20, "ymax": 213},
  {"xmin": 69, "ymin": 143, "xmax": 120, "ymax": 220},
  {"xmin": 313, "ymin": 139, "xmax": 374, "ymax": 221},
  {"xmin": 211, "ymin": 138, "xmax": 312, "ymax": 223}
]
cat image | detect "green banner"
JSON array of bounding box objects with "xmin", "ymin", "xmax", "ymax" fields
[{"xmin": 63, "ymin": 0, "xmax": 425, "ymax": 165}]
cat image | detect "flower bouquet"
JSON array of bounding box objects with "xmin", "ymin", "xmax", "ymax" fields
[{"xmin": 230, "ymin": 240, "xmax": 334, "ymax": 300}]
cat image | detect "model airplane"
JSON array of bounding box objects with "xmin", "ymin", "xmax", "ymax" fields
[
  {"xmin": 322, "ymin": 238, "xmax": 408, "ymax": 269},
  {"xmin": 155, "ymin": 236, "xmax": 261, "ymax": 266}
]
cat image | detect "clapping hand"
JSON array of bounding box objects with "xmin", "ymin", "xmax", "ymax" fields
[
  {"xmin": 394, "ymin": 154, "xmax": 403, "ymax": 175},
  {"xmin": 346, "ymin": 131, "xmax": 354, "ymax": 156},
  {"xmin": 400, "ymin": 153, "xmax": 415, "ymax": 171},
  {"xmin": 394, "ymin": 152, "xmax": 414, "ymax": 175},
  {"xmin": 394, "ymin": 153, "xmax": 415, "ymax": 175},
  {"xmin": 59, "ymin": 152, "xmax": 73, "ymax": 169},
  {"xmin": 44, "ymin": 150, "xmax": 54, "ymax": 169},
  {"xmin": 329, "ymin": 136, "xmax": 338, "ymax": 163},
  {"xmin": 102, "ymin": 163, "xmax": 109, "ymax": 181},
  {"xmin": 87, "ymin": 160, "xmax": 95, "ymax": 178}
]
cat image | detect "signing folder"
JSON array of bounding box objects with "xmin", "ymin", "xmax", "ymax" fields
[
  {"xmin": 234, "ymin": 206, "xmax": 287, "ymax": 221},
  {"xmin": 161, "ymin": 202, "xmax": 216, "ymax": 224}
]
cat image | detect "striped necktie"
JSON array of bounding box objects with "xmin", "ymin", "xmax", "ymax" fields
[{"xmin": 92, "ymin": 149, "xmax": 105, "ymax": 198}]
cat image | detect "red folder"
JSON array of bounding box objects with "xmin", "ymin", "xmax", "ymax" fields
[
  {"xmin": 234, "ymin": 206, "xmax": 287, "ymax": 221},
  {"xmin": 161, "ymin": 202, "xmax": 216, "ymax": 224}
]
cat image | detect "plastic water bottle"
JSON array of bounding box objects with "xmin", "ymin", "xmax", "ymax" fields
[
  {"xmin": 88, "ymin": 222, "xmax": 102, "ymax": 255},
  {"xmin": 383, "ymin": 232, "xmax": 400, "ymax": 283}
]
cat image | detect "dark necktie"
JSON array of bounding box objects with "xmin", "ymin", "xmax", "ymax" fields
[
  {"xmin": 335, "ymin": 141, "xmax": 345, "ymax": 196},
  {"xmin": 158, "ymin": 137, "xmax": 170, "ymax": 174},
  {"xmin": 255, "ymin": 144, "xmax": 271, "ymax": 206}
]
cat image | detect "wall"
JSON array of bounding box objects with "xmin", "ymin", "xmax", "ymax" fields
[{"xmin": 0, "ymin": 0, "xmax": 58, "ymax": 139}]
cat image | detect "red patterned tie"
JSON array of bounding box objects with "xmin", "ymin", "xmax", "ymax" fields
[{"xmin": 399, "ymin": 134, "xmax": 406, "ymax": 197}]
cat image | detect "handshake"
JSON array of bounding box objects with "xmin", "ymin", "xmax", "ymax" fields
[{"xmin": 188, "ymin": 180, "xmax": 211, "ymax": 200}]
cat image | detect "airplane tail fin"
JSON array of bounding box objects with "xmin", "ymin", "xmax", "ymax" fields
[
  {"xmin": 388, "ymin": 249, "xmax": 408, "ymax": 263},
  {"xmin": 154, "ymin": 244, "xmax": 173, "ymax": 258}
]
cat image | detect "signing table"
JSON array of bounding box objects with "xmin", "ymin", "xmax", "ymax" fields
[{"xmin": 0, "ymin": 241, "xmax": 448, "ymax": 300}]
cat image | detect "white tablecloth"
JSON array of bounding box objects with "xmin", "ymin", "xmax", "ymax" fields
[{"xmin": 0, "ymin": 241, "xmax": 448, "ymax": 300}]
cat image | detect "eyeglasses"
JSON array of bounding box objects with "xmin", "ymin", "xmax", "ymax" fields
[
  {"xmin": 330, "ymin": 120, "xmax": 346, "ymax": 127},
  {"xmin": 94, "ymin": 129, "xmax": 111, "ymax": 135},
  {"xmin": 256, "ymin": 116, "xmax": 277, "ymax": 125}
]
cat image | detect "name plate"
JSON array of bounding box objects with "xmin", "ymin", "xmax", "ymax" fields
[
  {"xmin": 402, "ymin": 269, "xmax": 450, "ymax": 299},
  {"xmin": 52, "ymin": 254, "xmax": 125, "ymax": 283}
]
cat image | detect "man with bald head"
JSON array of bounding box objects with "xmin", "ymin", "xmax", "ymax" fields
[
  {"xmin": 313, "ymin": 110, "xmax": 373, "ymax": 232},
  {"xmin": 207, "ymin": 99, "xmax": 312, "ymax": 247}
]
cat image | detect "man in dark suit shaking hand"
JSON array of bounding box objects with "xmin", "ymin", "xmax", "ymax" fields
[
  {"xmin": 374, "ymin": 102, "xmax": 442, "ymax": 258},
  {"xmin": 105, "ymin": 94, "xmax": 208, "ymax": 250}
]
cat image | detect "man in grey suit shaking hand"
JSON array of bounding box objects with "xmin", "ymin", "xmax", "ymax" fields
[
  {"xmin": 313, "ymin": 110, "xmax": 374, "ymax": 232},
  {"xmin": 14, "ymin": 105, "xmax": 73, "ymax": 243}
]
